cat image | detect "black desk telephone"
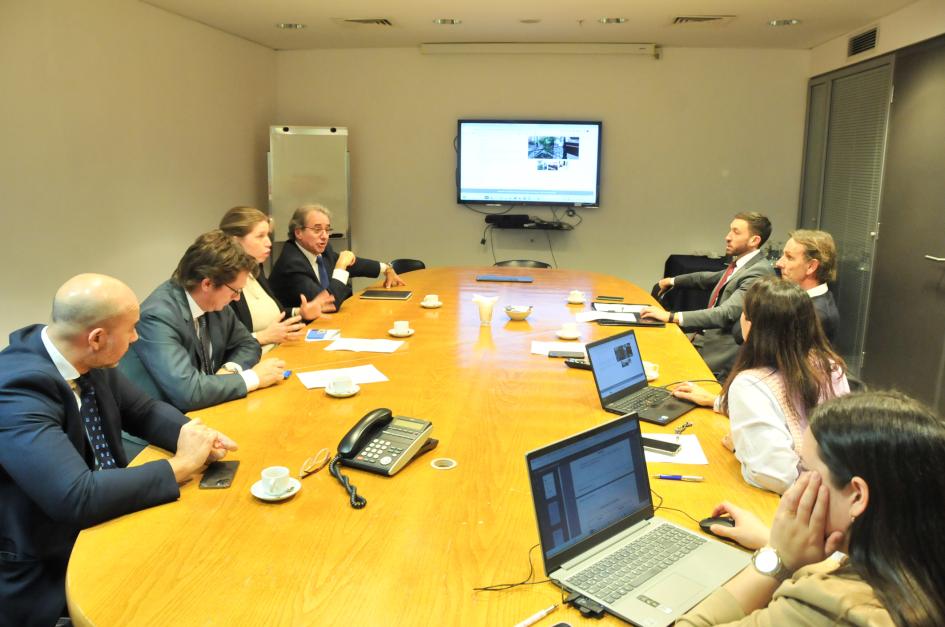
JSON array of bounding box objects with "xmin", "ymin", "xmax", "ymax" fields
[
  {"xmin": 330, "ymin": 408, "xmax": 435, "ymax": 509},
  {"xmin": 337, "ymin": 408, "xmax": 434, "ymax": 476}
]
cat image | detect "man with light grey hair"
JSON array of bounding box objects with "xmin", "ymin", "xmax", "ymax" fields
[
  {"xmin": 269, "ymin": 204, "xmax": 406, "ymax": 311},
  {"xmin": 0, "ymin": 273, "xmax": 237, "ymax": 626}
]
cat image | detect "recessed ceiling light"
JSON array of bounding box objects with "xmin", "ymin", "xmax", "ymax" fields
[
  {"xmin": 520, "ymin": 19, "xmax": 542, "ymax": 24},
  {"xmin": 599, "ymin": 17, "xmax": 628, "ymax": 25},
  {"xmin": 275, "ymin": 23, "xmax": 306, "ymax": 30},
  {"xmin": 433, "ymin": 18, "xmax": 462, "ymax": 25},
  {"xmin": 769, "ymin": 19, "xmax": 801, "ymax": 27}
]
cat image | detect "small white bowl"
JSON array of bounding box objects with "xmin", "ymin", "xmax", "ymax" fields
[{"xmin": 505, "ymin": 305, "xmax": 533, "ymax": 321}]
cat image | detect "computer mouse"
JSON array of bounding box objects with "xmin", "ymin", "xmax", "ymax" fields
[{"xmin": 699, "ymin": 516, "xmax": 736, "ymax": 538}]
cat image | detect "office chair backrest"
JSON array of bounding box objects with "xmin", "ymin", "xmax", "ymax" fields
[{"xmin": 391, "ymin": 258, "xmax": 426, "ymax": 274}]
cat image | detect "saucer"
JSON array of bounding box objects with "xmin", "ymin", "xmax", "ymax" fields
[
  {"xmin": 567, "ymin": 298, "xmax": 585, "ymax": 305},
  {"xmin": 556, "ymin": 330, "xmax": 581, "ymax": 340},
  {"xmin": 326, "ymin": 384, "xmax": 360, "ymax": 398},
  {"xmin": 388, "ymin": 328, "xmax": 415, "ymax": 337},
  {"xmin": 251, "ymin": 478, "xmax": 301, "ymax": 502},
  {"xmin": 420, "ymin": 301, "xmax": 442, "ymax": 309}
]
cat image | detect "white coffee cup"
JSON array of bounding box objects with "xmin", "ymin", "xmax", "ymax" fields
[
  {"xmin": 328, "ymin": 374, "xmax": 355, "ymax": 395},
  {"xmin": 261, "ymin": 466, "xmax": 290, "ymax": 496},
  {"xmin": 568, "ymin": 290, "xmax": 585, "ymax": 302},
  {"xmin": 393, "ymin": 320, "xmax": 411, "ymax": 334},
  {"xmin": 422, "ymin": 294, "xmax": 440, "ymax": 305},
  {"xmin": 560, "ymin": 322, "xmax": 578, "ymax": 336}
]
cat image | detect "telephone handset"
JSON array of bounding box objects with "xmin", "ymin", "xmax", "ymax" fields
[
  {"xmin": 337, "ymin": 408, "xmax": 433, "ymax": 476},
  {"xmin": 330, "ymin": 408, "xmax": 435, "ymax": 509}
]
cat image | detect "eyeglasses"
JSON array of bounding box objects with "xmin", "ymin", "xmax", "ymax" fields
[
  {"xmin": 222, "ymin": 283, "xmax": 242, "ymax": 296},
  {"xmin": 303, "ymin": 226, "xmax": 333, "ymax": 235},
  {"xmin": 300, "ymin": 447, "xmax": 332, "ymax": 479}
]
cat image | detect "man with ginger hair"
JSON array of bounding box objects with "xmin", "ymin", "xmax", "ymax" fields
[{"xmin": 0, "ymin": 273, "xmax": 237, "ymax": 626}]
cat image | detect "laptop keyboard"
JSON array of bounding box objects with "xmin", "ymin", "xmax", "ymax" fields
[
  {"xmin": 610, "ymin": 386, "xmax": 668, "ymax": 414},
  {"xmin": 565, "ymin": 524, "xmax": 707, "ymax": 604}
]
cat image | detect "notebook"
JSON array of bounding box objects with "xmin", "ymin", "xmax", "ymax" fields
[
  {"xmin": 585, "ymin": 329, "xmax": 695, "ymax": 426},
  {"xmin": 475, "ymin": 275, "xmax": 534, "ymax": 283},
  {"xmin": 359, "ymin": 290, "xmax": 412, "ymax": 300},
  {"xmin": 526, "ymin": 415, "xmax": 749, "ymax": 627}
]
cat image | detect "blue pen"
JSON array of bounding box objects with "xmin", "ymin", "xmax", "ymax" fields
[
  {"xmin": 653, "ymin": 474, "xmax": 704, "ymax": 482},
  {"xmin": 283, "ymin": 370, "xmax": 292, "ymax": 379}
]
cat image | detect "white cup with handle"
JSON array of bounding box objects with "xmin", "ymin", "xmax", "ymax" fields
[{"xmin": 261, "ymin": 466, "xmax": 290, "ymax": 496}]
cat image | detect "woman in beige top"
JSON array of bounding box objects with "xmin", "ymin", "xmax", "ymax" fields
[
  {"xmin": 678, "ymin": 391, "xmax": 945, "ymax": 626},
  {"xmin": 219, "ymin": 206, "xmax": 333, "ymax": 352}
]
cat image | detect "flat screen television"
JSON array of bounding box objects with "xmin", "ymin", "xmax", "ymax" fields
[{"xmin": 457, "ymin": 119, "xmax": 602, "ymax": 207}]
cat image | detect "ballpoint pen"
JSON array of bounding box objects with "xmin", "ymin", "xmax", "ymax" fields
[
  {"xmin": 514, "ymin": 603, "xmax": 558, "ymax": 627},
  {"xmin": 653, "ymin": 474, "xmax": 704, "ymax": 482}
]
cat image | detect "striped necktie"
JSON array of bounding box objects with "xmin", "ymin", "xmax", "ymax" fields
[
  {"xmin": 74, "ymin": 375, "xmax": 117, "ymax": 470},
  {"xmin": 198, "ymin": 314, "xmax": 213, "ymax": 374}
]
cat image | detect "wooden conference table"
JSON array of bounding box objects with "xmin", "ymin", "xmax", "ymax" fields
[{"xmin": 67, "ymin": 267, "xmax": 779, "ymax": 626}]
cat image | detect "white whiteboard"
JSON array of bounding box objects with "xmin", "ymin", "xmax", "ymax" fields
[{"xmin": 268, "ymin": 126, "xmax": 349, "ymax": 242}]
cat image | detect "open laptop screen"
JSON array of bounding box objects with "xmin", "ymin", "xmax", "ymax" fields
[
  {"xmin": 527, "ymin": 416, "xmax": 652, "ymax": 567},
  {"xmin": 587, "ymin": 330, "xmax": 648, "ymax": 398}
]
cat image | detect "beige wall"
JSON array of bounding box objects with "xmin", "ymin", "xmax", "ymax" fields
[
  {"xmin": 0, "ymin": 0, "xmax": 276, "ymax": 343},
  {"xmin": 810, "ymin": 0, "xmax": 945, "ymax": 76},
  {"xmin": 275, "ymin": 47, "xmax": 810, "ymax": 289}
]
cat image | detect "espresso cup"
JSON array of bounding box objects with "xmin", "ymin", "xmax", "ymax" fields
[
  {"xmin": 561, "ymin": 322, "xmax": 578, "ymax": 336},
  {"xmin": 261, "ymin": 466, "xmax": 290, "ymax": 496},
  {"xmin": 328, "ymin": 374, "xmax": 355, "ymax": 395},
  {"xmin": 568, "ymin": 290, "xmax": 585, "ymax": 302},
  {"xmin": 393, "ymin": 320, "xmax": 411, "ymax": 334},
  {"xmin": 422, "ymin": 294, "xmax": 439, "ymax": 305}
]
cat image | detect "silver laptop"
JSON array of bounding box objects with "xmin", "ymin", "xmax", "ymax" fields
[
  {"xmin": 525, "ymin": 415, "xmax": 749, "ymax": 626},
  {"xmin": 586, "ymin": 329, "xmax": 695, "ymax": 426}
]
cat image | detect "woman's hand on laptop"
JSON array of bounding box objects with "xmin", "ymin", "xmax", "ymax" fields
[{"xmin": 709, "ymin": 501, "xmax": 770, "ymax": 550}]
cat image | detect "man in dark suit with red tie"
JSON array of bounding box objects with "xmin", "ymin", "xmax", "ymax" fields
[
  {"xmin": 641, "ymin": 212, "xmax": 775, "ymax": 377},
  {"xmin": 0, "ymin": 274, "xmax": 238, "ymax": 627},
  {"xmin": 118, "ymin": 230, "xmax": 286, "ymax": 412},
  {"xmin": 269, "ymin": 204, "xmax": 405, "ymax": 312}
]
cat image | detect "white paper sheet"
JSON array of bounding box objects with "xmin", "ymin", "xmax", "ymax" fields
[
  {"xmin": 324, "ymin": 338, "xmax": 404, "ymax": 353},
  {"xmin": 593, "ymin": 303, "xmax": 647, "ymax": 314},
  {"xmin": 643, "ymin": 434, "xmax": 708, "ymax": 465},
  {"xmin": 531, "ymin": 341, "xmax": 587, "ymax": 356},
  {"xmin": 296, "ymin": 364, "xmax": 389, "ymax": 389},
  {"xmin": 574, "ymin": 311, "xmax": 638, "ymax": 323}
]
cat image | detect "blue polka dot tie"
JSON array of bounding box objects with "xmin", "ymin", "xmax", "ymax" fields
[{"xmin": 75, "ymin": 375, "xmax": 117, "ymax": 470}]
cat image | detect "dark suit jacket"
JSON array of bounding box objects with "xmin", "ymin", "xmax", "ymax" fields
[
  {"xmin": 673, "ymin": 252, "xmax": 775, "ymax": 376},
  {"xmin": 269, "ymin": 241, "xmax": 382, "ymax": 312},
  {"xmin": 228, "ymin": 266, "xmax": 293, "ymax": 331},
  {"xmin": 0, "ymin": 325, "xmax": 185, "ymax": 627},
  {"xmin": 812, "ymin": 289, "xmax": 840, "ymax": 345},
  {"xmin": 117, "ymin": 280, "xmax": 261, "ymax": 412}
]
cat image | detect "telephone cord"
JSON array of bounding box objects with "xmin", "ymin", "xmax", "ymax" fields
[{"xmin": 329, "ymin": 456, "xmax": 367, "ymax": 509}]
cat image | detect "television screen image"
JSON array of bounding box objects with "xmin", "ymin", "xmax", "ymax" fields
[{"xmin": 457, "ymin": 120, "xmax": 602, "ymax": 206}]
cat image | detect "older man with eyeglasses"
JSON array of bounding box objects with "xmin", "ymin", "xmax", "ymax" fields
[
  {"xmin": 118, "ymin": 230, "xmax": 286, "ymax": 412},
  {"xmin": 270, "ymin": 204, "xmax": 405, "ymax": 313}
]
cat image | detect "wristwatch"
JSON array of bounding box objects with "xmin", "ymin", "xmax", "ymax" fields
[{"xmin": 752, "ymin": 546, "xmax": 792, "ymax": 582}]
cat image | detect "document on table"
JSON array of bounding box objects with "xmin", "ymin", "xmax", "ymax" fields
[
  {"xmin": 324, "ymin": 338, "xmax": 403, "ymax": 353},
  {"xmin": 305, "ymin": 329, "xmax": 341, "ymax": 342},
  {"xmin": 574, "ymin": 311, "xmax": 638, "ymax": 323},
  {"xmin": 643, "ymin": 434, "xmax": 708, "ymax": 465},
  {"xmin": 592, "ymin": 302, "xmax": 647, "ymax": 314},
  {"xmin": 531, "ymin": 341, "xmax": 587, "ymax": 356},
  {"xmin": 296, "ymin": 364, "xmax": 389, "ymax": 389}
]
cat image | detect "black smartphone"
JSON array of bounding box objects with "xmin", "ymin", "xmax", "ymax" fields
[
  {"xmin": 564, "ymin": 358, "xmax": 592, "ymax": 370},
  {"xmin": 548, "ymin": 350, "xmax": 585, "ymax": 359},
  {"xmin": 199, "ymin": 460, "xmax": 240, "ymax": 489},
  {"xmin": 596, "ymin": 295, "xmax": 624, "ymax": 301},
  {"xmin": 641, "ymin": 437, "xmax": 682, "ymax": 456}
]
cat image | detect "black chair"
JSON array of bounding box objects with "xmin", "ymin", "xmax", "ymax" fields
[
  {"xmin": 493, "ymin": 260, "xmax": 551, "ymax": 269},
  {"xmin": 390, "ymin": 258, "xmax": 426, "ymax": 274}
]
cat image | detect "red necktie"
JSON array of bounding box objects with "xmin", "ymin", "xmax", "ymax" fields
[{"xmin": 707, "ymin": 262, "xmax": 736, "ymax": 308}]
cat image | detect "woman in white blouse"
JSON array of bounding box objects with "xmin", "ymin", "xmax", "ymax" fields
[
  {"xmin": 673, "ymin": 277, "xmax": 849, "ymax": 493},
  {"xmin": 219, "ymin": 206, "xmax": 331, "ymax": 352}
]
